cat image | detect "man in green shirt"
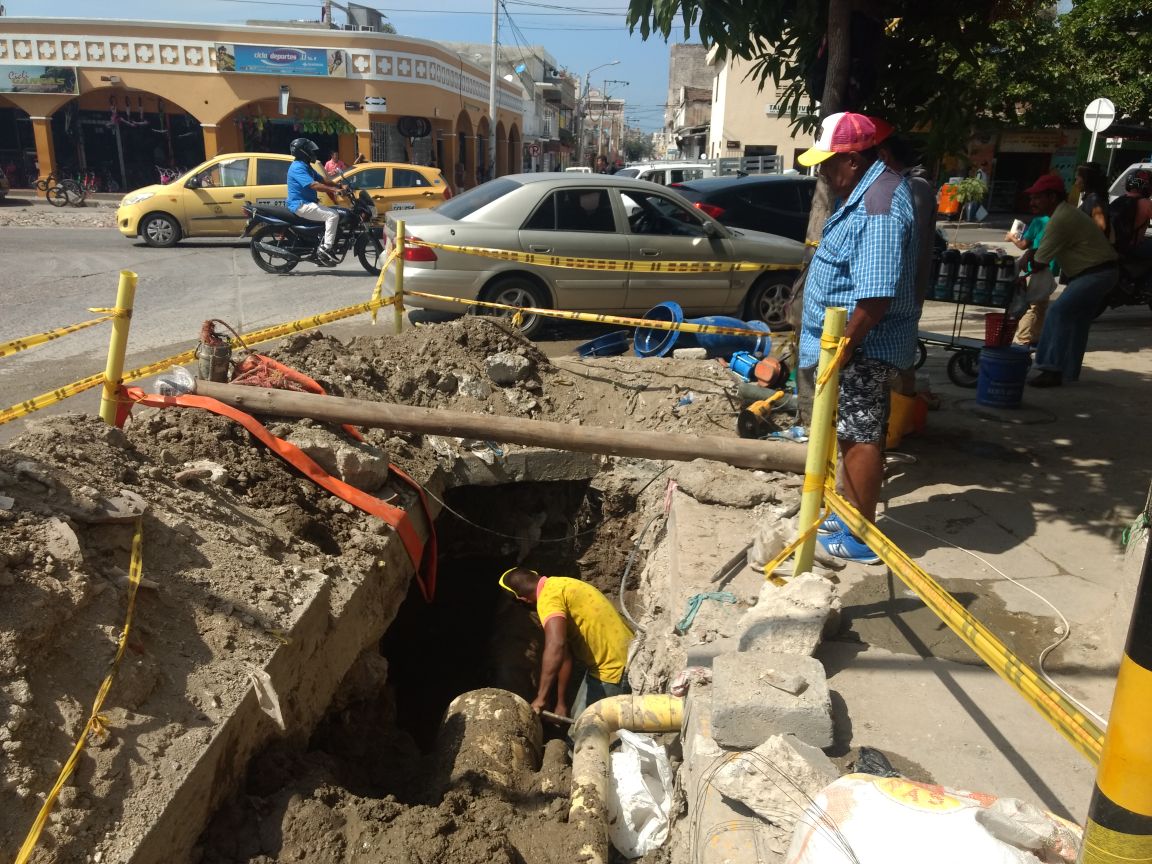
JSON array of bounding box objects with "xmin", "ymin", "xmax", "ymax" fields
[{"xmin": 1022, "ymin": 174, "xmax": 1118, "ymax": 387}]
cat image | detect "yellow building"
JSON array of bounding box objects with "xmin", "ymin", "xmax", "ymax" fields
[{"xmin": 0, "ymin": 17, "xmax": 523, "ymax": 193}]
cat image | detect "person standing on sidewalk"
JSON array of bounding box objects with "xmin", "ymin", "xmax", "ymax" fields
[
  {"xmin": 1007, "ymin": 213, "xmax": 1060, "ymax": 347},
  {"xmin": 796, "ymin": 113, "xmax": 917, "ymax": 565},
  {"xmin": 1023, "ymin": 173, "xmax": 1118, "ymax": 387}
]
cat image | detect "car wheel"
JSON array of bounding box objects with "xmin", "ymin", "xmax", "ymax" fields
[
  {"xmin": 744, "ymin": 273, "xmax": 799, "ymax": 329},
  {"xmin": 481, "ymin": 276, "xmax": 550, "ymax": 339},
  {"xmin": 140, "ymin": 213, "xmax": 182, "ymax": 248}
]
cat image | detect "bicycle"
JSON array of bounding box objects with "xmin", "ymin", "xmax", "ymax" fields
[{"xmin": 34, "ymin": 173, "xmax": 85, "ymax": 207}]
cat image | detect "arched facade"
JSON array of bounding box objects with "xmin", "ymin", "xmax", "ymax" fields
[
  {"xmin": 453, "ymin": 109, "xmax": 474, "ymax": 193},
  {"xmin": 0, "ymin": 19, "xmax": 522, "ymax": 191},
  {"xmin": 508, "ymin": 123, "xmax": 522, "ymax": 175},
  {"xmin": 495, "ymin": 120, "xmax": 508, "ymax": 177}
]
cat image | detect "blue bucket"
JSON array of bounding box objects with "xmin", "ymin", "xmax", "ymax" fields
[
  {"xmin": 633, "ymin": 301, "xmax": 771, "ymax": 358},
  {"xmin": 575, "ymin": 330, "xmax": 632, "ymax": 358},
  {"xmin": 976, "ymin": 347, "xmax": 1031, "ymax": 408}
]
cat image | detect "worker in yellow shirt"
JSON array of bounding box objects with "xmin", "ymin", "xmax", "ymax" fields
[{"xmin": 500, "ymin": 566, "xmax": 634, "ymax": 721}]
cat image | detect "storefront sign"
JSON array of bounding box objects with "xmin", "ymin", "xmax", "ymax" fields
[
  {"xmin": 1, "ymin": 65, "xmax": 78, "ymax": 94},
  {"xmin": 998, "ymin": 130, "xmax": 1068, "ymax": 153},
  {"xmin": 214, "ymin": 44, "xmax": 348, "ymax": 78}
]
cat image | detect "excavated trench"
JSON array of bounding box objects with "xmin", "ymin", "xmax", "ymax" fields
[{"xmin": 196, "ymin": 474, "xmax": 645, "ymax": 864}]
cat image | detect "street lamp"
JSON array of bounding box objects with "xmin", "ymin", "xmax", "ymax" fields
[{"xmin": 577, "ymin": 60, "xmax": 619, "ymax": 164}]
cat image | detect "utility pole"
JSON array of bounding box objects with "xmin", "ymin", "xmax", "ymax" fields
[{"xmin": 487, "ymin": 0, "xmax": 498, "ymax": 183}]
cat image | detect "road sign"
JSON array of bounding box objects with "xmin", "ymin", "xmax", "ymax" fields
[
  {"xmin": 1084, "ymin": 97, "xmax": 1116, "ymax": 163},
  {"xmin": 364, "ymin": 95, "xmax": 387, "ymax": 108},
  {"xmin": 1083, "ymin": 97, "xmax": 1115, "ymax": 132},
  {"xmin": 529, "ymin": 143, "xmax": 540, "ymax": 157}
]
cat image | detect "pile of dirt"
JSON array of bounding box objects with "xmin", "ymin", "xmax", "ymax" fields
[{"xmin": 0, "ymin": 317, "xmax": 785, "ymax": 863}]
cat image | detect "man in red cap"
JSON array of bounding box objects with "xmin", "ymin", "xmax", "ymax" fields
[
  {"xmin": 1023, "ymin": 173, "xmax": 1118, "ymax": 387},
  {"xmin": 797, "ymin": 112, "xmax": 918, "ymax": 564}
]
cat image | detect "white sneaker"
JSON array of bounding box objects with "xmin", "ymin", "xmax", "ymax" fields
[{"xmin": 314, "ymin": 247, "xmax": 337, "ymax": 266}]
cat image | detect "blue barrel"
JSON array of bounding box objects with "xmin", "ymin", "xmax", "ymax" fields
[
  {"xmin": 977, "ymin": 347, "xmax": 1032, "ymax": 408},
  {"xmin": 576, "ymin": 330, "xmax": 631, "ymax": 358},
  {"xmin": 633, "ymin": 301, "xmax": 771, "ymax": 358}
]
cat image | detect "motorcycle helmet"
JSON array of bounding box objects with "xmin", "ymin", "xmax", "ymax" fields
[
  {"xmin": 1125, "ymin": 169, "xmax": 1152, "ymax": 197},
  {"xmin": 290, "ymin": 137, "xmax": 320, "ymax": 162}
]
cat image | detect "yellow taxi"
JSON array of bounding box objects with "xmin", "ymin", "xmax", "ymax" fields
[{"xmin": 115, "ymin": 153, "xmax": 448, "ymax": 247}]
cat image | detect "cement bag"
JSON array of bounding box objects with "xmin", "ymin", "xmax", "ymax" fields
[
  {"xmin": 784, "ymin": 774, "xmax": 1081, "ymax": 864},
  {"xmin": 606, "ymin": 730, "xmax": 675, "ymax": 858}
]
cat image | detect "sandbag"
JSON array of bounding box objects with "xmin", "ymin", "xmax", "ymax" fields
[
  {"xmin": 606, "ymin": 730, "xmax": 675, "ymax": 858},
  {"xmin": 785, "ymin": 774, "xmax": 1081, "ymax": 864}
]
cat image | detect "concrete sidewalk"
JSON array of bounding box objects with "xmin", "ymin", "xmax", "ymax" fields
[{"xmin": 2, "ymin": 189, "xmax": 122, "ymax": 208}]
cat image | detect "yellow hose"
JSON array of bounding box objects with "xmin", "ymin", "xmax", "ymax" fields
[{"xmin": 569, "ymin": 694, "xmax": 684, "ymax": 864}]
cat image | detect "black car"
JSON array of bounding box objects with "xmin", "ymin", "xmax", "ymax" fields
[{"xmin": 670, "ymin": 174, "xmax": 817, "ymax": 243}]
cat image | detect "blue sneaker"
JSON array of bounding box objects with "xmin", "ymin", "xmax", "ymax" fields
[
  {"xmin": 816, "ymin": 514, "xmax": 844, "ymax": 536},
  {"xmin": 818, "ymin": 530, "xmax": 881, "ymax": 565}
]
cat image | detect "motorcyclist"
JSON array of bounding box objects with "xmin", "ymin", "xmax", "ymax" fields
[{"xmin": 287, "ymin": 137, "xmax": 345, "ymax": 266}]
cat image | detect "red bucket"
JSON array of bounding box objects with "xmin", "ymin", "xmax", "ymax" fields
[{"xmin": 984, "ymin": 313, "xmax": 1018, "ymax": 348}]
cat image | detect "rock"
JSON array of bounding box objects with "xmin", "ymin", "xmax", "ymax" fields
[
  {"xmin": 710, "ymin": 651, "xmax": 833, "ymax": 749},
  {"xmin": 286, "ymin": 429, "xmax": 390, "ymax": 492},
  {"xmin": 75, "ymin": 489, "xmax": 150, "ymax": 524},
  {"xmin": 502, "ymin": 388, "xmax": 538, "ymax": 414},
  {"xmin": 671, "ymin": 347, "xmax": 709, "ymax": 359},
  {"xmin": 736, "ymin": 572, "xmax": 841, "ymax": 656},
  {"xmin": 458, "ymin": 377, "xmax": 493, "ymax": 400},
  {"xmin": 0, "ymin": 495, "xmax": 14, "ymax": 511},
  {"xmin": 44, "ymin": 518, "xmax": 84, "ymax": 569},
  {"xmin": 671, "ymin": 459, "xmax": 779, "ymax": 508},
  {"xmin": 486, "ymin": 352, "xmax": 533, "ymax": 386},
  {"xmin": 708, "ymin": 733, "xmax": 838, "ymax": 829}
]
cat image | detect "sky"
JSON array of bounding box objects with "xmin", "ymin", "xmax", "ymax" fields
[{"xmin": 6, "ymin": 0, "xmax": 691, "ymax": 131}]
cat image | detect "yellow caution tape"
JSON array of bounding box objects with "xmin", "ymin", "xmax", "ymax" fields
[
  {"xmin": 86, "ymin": 307, "xmax": 131, "ymax": 318},
  {"xmin": 16, "ymin": 518, "xmax": 145, "ymax": 864},
  {"xmin": 0, "ymin": 296, "xmax": 400, "ymax": 427},
  {"xmin": 402, "ymin": 289, "xmax": 771, "ymax": 338},
  {"xmin": 0, "ymin": 316, "xmax": 114, "ymax": 361},
  {"xmin": 760, "ymin": 510, "xmax": 827, "ymax": 584},
  {"xmin": 410, "ymin": 239, "xmax": 797, "ymax": 274},
  {"xmin": 825, "ymin": 490, "xmax": 1106, "ymax": 764},
  {"xmin": 0, "ymin": 373, "xmax": 107, "ymax": 425},
  {"xmin": 370, "ymin": 246, "xmax": 401, "ymax": 325},
  {"xmin": 815, "ymin": 336, "xmax": 851, "ymax": 392}
]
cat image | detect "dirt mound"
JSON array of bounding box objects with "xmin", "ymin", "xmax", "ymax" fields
[{"xmin": 0, "ymin": 317, "xmax": 784, "ymax": 863}]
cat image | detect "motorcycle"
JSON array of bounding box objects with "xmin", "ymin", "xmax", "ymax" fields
[
  {"xmin": 1095, "ymin": 256, "xmax": 1152, "ymax": 318},
  {"xmin": 243, "ymin": 178, "xmax": 384, "ymax": 275}
]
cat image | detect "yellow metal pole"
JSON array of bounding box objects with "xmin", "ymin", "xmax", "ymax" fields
[
  {"xmin": 1079, "ymin": 540, "xmax": 1152, "ymax": 863},
  {"xmin": 393, "ymin": 220, "xmax": 406, "ymax": 335},
  {"xmin": 792, "ymin": 306, "xmax": 846, "ymax": 576},
  {"xmin": 98, "ymin": 270, "xmax": 137, "ymax": 426}
]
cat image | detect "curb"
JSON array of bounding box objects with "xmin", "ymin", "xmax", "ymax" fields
[{"xmin": 2, "ymin": 192, "xmax": 120, "ymax": 209}]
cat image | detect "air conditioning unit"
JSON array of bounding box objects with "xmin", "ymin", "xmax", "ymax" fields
[
  {"xmin": 359, "ymin": 25, "xmax": 376, "ymax": 31},
  {"xmin": 343, "ymin": 23, "xmax": 357, "ymax": 31}
]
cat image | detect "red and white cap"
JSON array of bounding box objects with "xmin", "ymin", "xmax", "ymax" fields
[{"xmin": 797, "ymin": 112, "xmax": 877, "ymax": 167}]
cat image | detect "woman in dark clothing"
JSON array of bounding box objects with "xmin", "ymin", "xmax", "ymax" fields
[{"xmin": 1076, "ymin": 162, "xmax": 1111, "ymax": 242}]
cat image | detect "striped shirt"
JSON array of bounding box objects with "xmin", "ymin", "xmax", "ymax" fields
[{"xmin": 800, "ymin": 160, "xmax": 918, "ymax": 369}]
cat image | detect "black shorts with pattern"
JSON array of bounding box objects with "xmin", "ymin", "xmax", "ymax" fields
[{"xmin": 837, "ymin": 356, "xmax": 896, "ymax": 444}]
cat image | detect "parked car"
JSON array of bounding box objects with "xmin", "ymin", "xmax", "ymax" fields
[
  {"xmin": 564, "ymin": 166, "xmax": 593, "ymax": 173},
  {"xmin": 381, "ymin": 173, "xmax": 805, "ymax": 338},
  {"xmin": 669, "ymin": 174, "xmax": 817, "ymax": 243},
  {"xmin": 1109, "ymin": 162, "xmax": 1152, "ymax": 202},
  {"xmin": 115, "ymin": 153, "xmax": 448, "ymax": 247},
  {"xmin": 614, "ymin": 161, "xmax": 715, "ymax": 186}
]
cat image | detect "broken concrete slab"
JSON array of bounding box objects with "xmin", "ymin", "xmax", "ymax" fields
[
  {"xmin": 736, "ymin": 572, "xmax": 841, "ymax": 656},
  {"xmin": 44, "ymin": 517, "xmax": 84, "ymax": 569},
  {"xmin": 709, "ymin": 733, "xmax": 838, "ymax": 831},
  {"xmin": 711, "ymin": 651, "xmax": 833, "ymax": 749},
  {"xmin": 447, "ymin": 448, "xmax": 604, "ymax": 486},
  {"xmin": 286, "ymin": 427, "xmax": 390, "ymax": 492},
  {"xmin": 671, "ymin": 459, "xmax": 784, "ymax": 509}
]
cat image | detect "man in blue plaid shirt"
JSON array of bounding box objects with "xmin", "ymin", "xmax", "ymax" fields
[{"xmin": 796, "ymin": 113, "xmax": 918, "ymax": 564}]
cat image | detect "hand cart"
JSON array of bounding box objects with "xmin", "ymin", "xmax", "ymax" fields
[{"xmin": 915, "ymin": 248, "xmax": 1020, "ymax": 387}]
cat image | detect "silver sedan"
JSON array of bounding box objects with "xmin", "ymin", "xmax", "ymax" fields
[{"xmin": 382, "ymin": 173, "xmax": 804, "ymax": 338}]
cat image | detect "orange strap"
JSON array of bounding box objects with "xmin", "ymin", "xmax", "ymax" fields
[
  {"xmin": 233, "ymin": 354, "xmax": 365, "ymax": 442},
  {"xmin": 124, "ymin": 387, "xmax": 437, "ymax": 601}
]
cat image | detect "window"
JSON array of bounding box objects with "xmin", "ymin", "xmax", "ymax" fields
[
  {"xmin": 527, "ymin": 189, "xmax": 616, "ymax": 232},
  {"xmin": 255, "ymin": 158, "xmax": 289, "ymax": 186},
  {"xmin": 195, "ymin": 158, "xmax": 249, "ymax": 188},
  {"xmin": 392, "ymin": 168, "xmax": 431, "ymax": 189},
  {"xmin": 622, "ymin": 191, "xmax": 707, "ymax": 237},
  {"xmin": 737, "ymin": 182, "xmax": 799, "ymax": 214},
  {"xmin": 436, "ymin": 177, "xmax": 521, "ymax": 220},
  {"xmin": 669, "ymin": 168, "xmax": 705, "ymax": 184},
  {"xmin": 348, "ymin": 168, "xmax": 386, "ymax": 190}
]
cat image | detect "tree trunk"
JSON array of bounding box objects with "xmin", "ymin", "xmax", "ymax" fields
[{"xmin": 790, "ymin": 0, "xmax": 853, "ymax": 330}]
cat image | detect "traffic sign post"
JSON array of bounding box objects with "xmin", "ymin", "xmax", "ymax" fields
[{"xmin": 1084, "ymin": 97, "xmax": 1115, "ymax": 164}]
